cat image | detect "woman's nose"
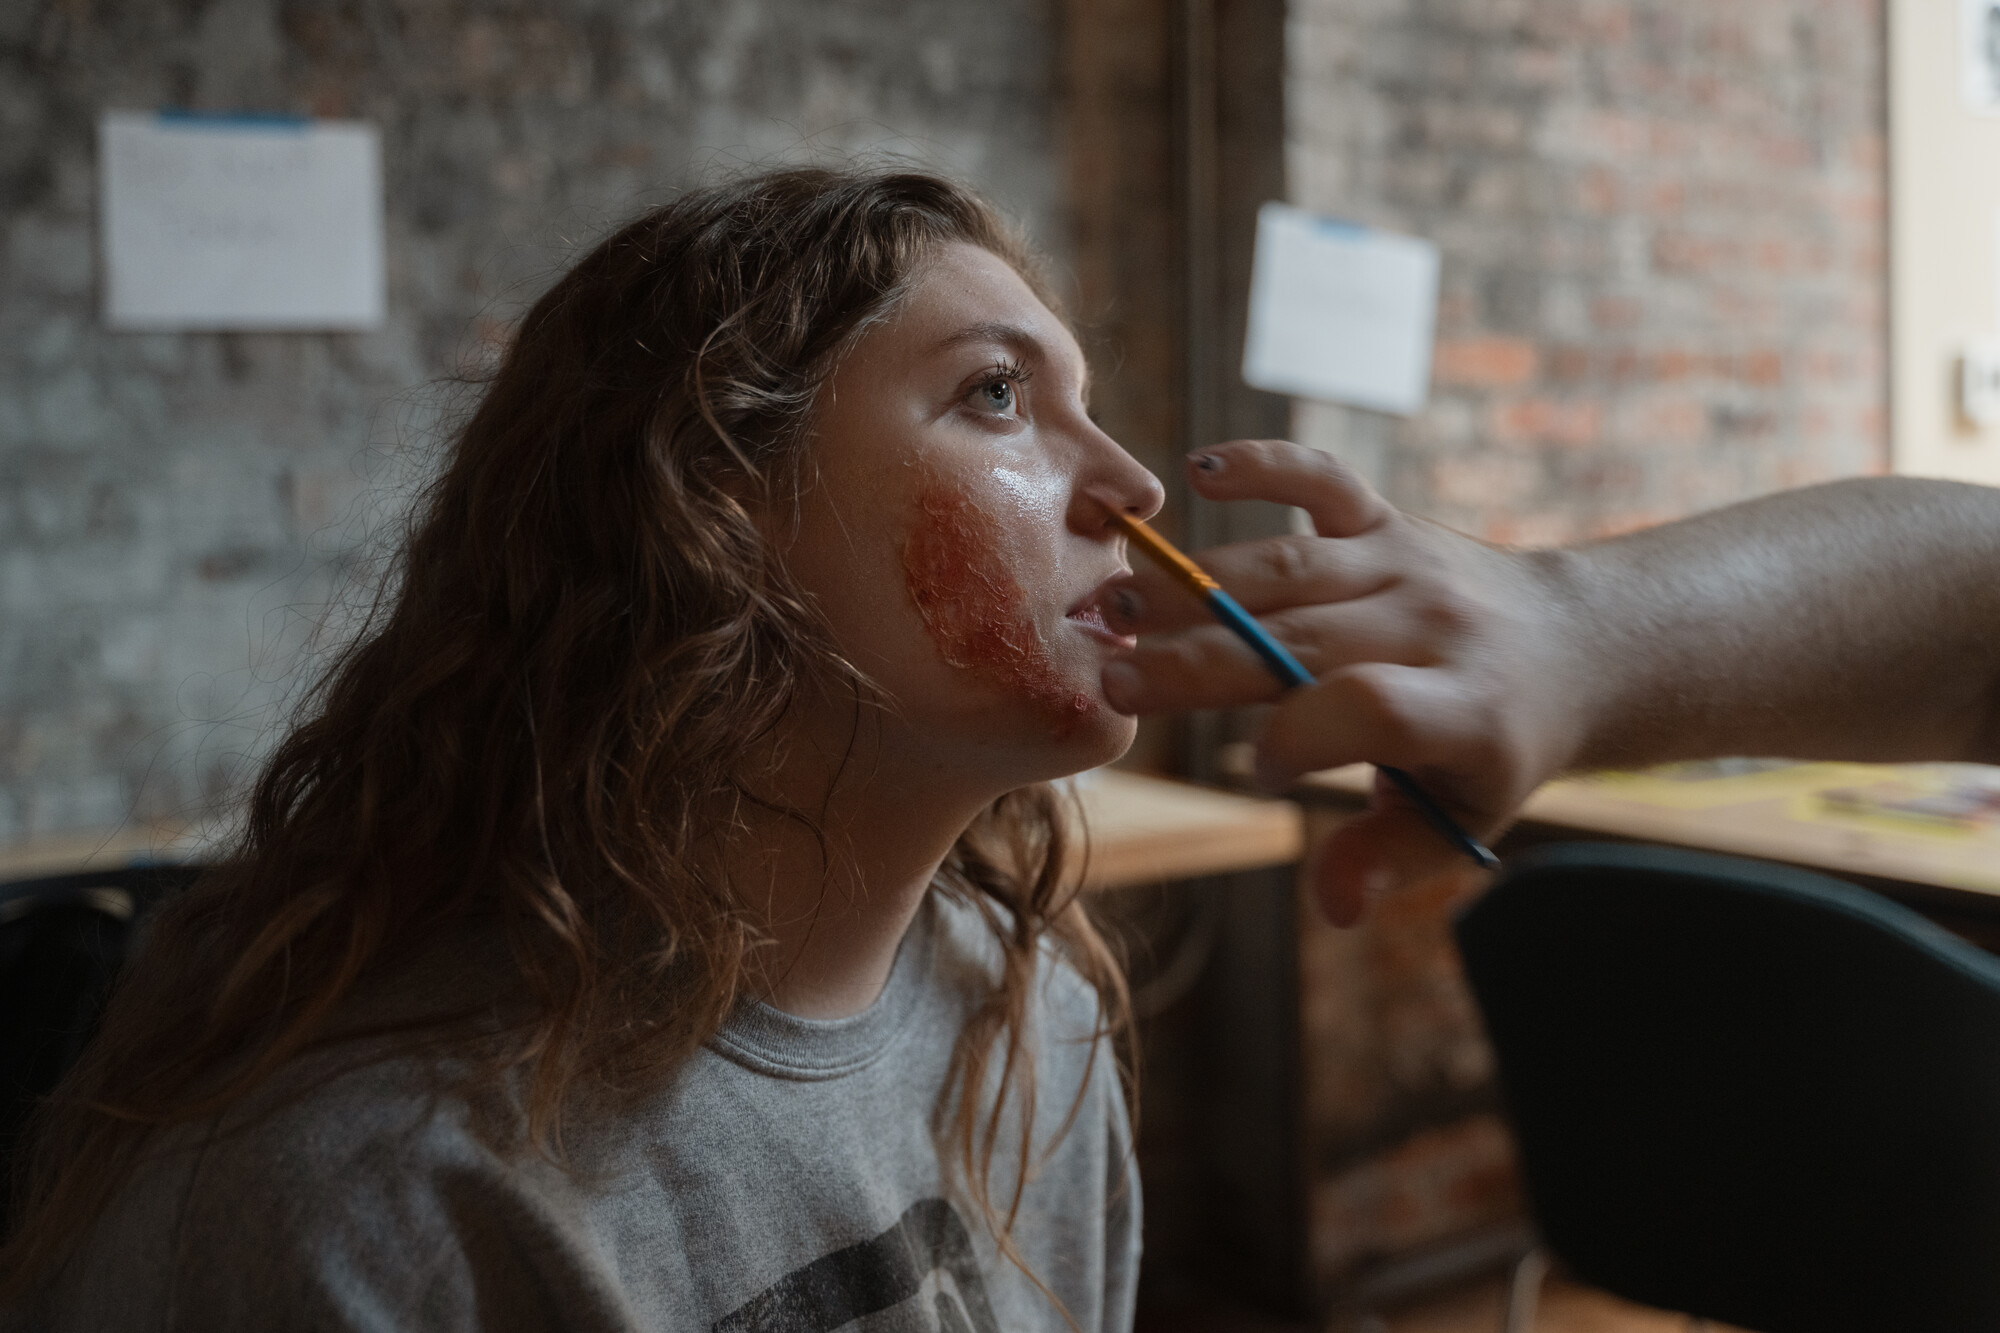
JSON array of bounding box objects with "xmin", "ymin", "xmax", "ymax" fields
[{"xmin": 1072, "ymin": 425, "xmax": 1166, "ymax": 532}]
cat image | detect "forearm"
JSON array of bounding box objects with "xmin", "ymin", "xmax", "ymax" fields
[
  {"xmin": 1098, "ymin": 445, "xmax": 2000, "ymax": 920},
  {"xmin": 1546, "ymin": 477, "xmax": 2000, "ymax": 771}
]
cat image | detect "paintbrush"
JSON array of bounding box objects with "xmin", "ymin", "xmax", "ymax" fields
[{"xmin": 1107, "ymin": 508, "xmax": 1500, "ymax": 872}]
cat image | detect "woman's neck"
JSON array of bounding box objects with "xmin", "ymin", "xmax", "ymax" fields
[{"xmin": 726, "ymin": 724, "xmax": 999, "ymax": 1020}]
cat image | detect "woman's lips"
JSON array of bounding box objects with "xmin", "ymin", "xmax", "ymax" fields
[{"xmin": 1065, "ymin": 596, "xmax": 1138, "ymax": 649}]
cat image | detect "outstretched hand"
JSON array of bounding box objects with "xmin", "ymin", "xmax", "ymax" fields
[{"xmin": 1098, "ymin": 440, "xmax": 1591, "ymax": 925}]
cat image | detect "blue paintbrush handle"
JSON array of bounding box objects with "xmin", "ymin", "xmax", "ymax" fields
[
  {"xmin": 1376, "ymin": 767, "xmax": 1501, "ymax": 872},
  {"xmin": 1204, "ymin": 588, "xmax": 1499, "ymax": 872},
  {"xmin": 1205, "ymin": 588, "xmax": 1315, "ymax": 688}
]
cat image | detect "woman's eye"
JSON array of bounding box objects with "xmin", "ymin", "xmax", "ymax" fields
[{"xmin": 972, "ymin": 377, "xmax": 1018, "ymax": 414}]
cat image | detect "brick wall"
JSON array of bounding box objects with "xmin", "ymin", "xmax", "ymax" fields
[
  {"xmin": 0, "ymin": 0, "xmax": 1057, "ymax": 841},
  {"xmin": 1285, "ymin": 0, "xmax": 1888, "ymax": 543},
  {"xmin": 1297, "ymin": 829, "xmax": 1516, "ymax": 1291},
  {"xmin": 1280, "ymin": 0, "xmax": 1889, "ymax": 1297}
]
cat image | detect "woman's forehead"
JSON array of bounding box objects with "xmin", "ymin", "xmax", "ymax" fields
[{"xmin": 892, "ymin": 244, "xmax": 1088, "ymax": 384}]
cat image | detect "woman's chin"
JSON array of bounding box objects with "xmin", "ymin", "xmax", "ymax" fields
[
  {"xmin": 1030, "ymin": 698, "xmax": 1136, "ymax": 779},
  {"xmin": 914, "ymin": 676, "xmax": 1138, "ymax": 787}
]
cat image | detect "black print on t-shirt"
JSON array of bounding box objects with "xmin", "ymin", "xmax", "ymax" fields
[{"xmin": 711, "ymin": 1197, "xmax": 1000, "ymax": 1333}]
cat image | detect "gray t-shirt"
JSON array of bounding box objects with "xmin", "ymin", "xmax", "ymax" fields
[{"xmin": 22, "ymin": 892, "xmax": 1140, "ymax": 1332}]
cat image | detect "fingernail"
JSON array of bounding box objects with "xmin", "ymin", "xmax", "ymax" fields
[
  {"xmin": 1108, "ymin": 586, "xmax": 1144, "ymax": 625},
  {"xmin": 1190, "ymin": 452, "xmax": 1224, "ymax": 474},
  {"xmin": 1101, "ymin": 661, "xmax": 1142, "ymax": 711}
]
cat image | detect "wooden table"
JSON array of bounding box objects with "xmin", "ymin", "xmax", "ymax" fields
[
  {"xmin": 1066, "ymin": 767, "xmax": 1305, "ymax": 891},
  {"xmin": 0, "ymin": 822, "xmax": 213, "ymax": 882},
  {"xmin": 1280, "ymin": 755, "xmax": 2000, "ymax": 928},
  {"xmin": 0, "ymin": 772, "xmax": 1304, "ymax": 896}
]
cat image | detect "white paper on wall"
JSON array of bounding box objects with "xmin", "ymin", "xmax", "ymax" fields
[
  {"xmin": 1241, "ymin": 202, "xmax": 1440, "ymax": 417},
  {"xmin": 1965, "ymin": 0, "xmax": 2000, "ymax": 112},
  {"xmin": 99, "ymin": 110, "xmax": 384, "ymax": 330}
]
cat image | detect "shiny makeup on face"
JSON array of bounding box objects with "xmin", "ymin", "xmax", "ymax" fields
[{"xmin": 901, "ymin": 478, "xmax": 1094, "ymax": 739}]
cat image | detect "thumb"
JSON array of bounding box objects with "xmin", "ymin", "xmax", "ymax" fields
[{"xmin": 1308, "ymin": 801, "xmax": 1485, "ymax": 926}]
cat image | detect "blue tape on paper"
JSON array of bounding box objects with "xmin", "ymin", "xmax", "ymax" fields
[
  {"xmin": 156, "ymin": 108, "xmax": 311, "ymax": 132},
  {"xmin": 1310, "ymin": 215, "xmax": 1371, "ymax": 240}
]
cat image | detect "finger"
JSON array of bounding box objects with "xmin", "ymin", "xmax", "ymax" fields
[
  {"xmin": 1308, "ymin": 803, "xmax": 1481, "ymax": 926},
  {"xmin": 1099, "ymin": 526, "xmax": 1353, "ymax": 636},
  {"xmin": 1186, "ymin": 439, "xmax": 1390, "ymax": 538},
  {"xmin": 1100, "ymin": 535, "xmax": 1388, "ymax": 637},
  {"xmin": 1102, "ymin": 601, "xmax": 1435, "ymax": 714},
  {"xmin": 1192, "ymin": 535, "xmax": 1389, "ymax": 615},
  {"xmin": 1251, "ymin": 663, "xmax": 1492, "ymax": 805},
  {"xmin": 1101, "ymin": 626, "xmax": 1284, "ymax": 714},
  {"xmin": 1097, "ymin": 565, "xmax": 1215, "ymax": 637}
]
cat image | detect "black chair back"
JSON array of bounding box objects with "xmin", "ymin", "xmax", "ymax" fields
[
  {"xmin": 1455, "ymin": 842, "xmax": 2000, "ymax": 1332},
  {"xmin": 0, "ymin": 863, "xmax": 203, "ymax": 1227}
]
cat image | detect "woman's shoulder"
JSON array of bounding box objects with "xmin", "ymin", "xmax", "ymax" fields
[
  {"xmin": 166, "ymin": 937, "xmax": 541, "ymax": 1230},
  {"xmin": 34, "ymin": 1018, "xmax": 628, "ymax": 1333},
  {"xmin": 213, "ymin": 1038, "xmax": 515, "ymax": 1179}
]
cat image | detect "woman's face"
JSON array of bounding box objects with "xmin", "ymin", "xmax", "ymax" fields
[{"xmin": 786, "ymin": 241, "xmax": 1164, "ymax": 787}]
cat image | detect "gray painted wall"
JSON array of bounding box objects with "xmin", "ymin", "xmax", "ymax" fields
[{"xmin": 1, "ymin": 0, "xmax": 1058, "ymax": 842}]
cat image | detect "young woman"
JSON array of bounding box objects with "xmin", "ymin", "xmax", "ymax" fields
[{"xmin": 2, "ymin": 168, "xmax": 1166, "ymax": 1331}]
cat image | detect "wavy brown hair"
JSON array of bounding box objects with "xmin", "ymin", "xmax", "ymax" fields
[{"xmin": 2, "ymin": 167, "xmax": 1132, "ymax": 1301}]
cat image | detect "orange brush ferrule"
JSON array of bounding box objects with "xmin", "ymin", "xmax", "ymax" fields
[{"xmin": 1106, "ymin": 510, "xmax": 1220, "ymax": 598}]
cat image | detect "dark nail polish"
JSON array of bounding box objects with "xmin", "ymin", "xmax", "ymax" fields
[
  {"xmin": 1191, "ymin": 453, "xmax": 1223, "ymax": 473},
  {"xmin": 1110, "ymin": 587, "xmax": 1143, "ymax": 623}
]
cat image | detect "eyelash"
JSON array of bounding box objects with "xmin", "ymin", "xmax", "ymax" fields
[{"xmin": 970, "ymin": 358, "xmax": 1032, "ymax": 409}]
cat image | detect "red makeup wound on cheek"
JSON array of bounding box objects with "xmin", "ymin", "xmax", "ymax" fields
[{"xmin": 902, "ymin": 484, "xmax": 1092, "ymax": 737}]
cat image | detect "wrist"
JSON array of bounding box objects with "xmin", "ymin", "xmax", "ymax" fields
[{"xmin": 1516, "ymin": 543, "xmax": 1618, "ymax": 777}]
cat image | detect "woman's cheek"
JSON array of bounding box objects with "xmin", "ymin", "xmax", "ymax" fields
[{"xmin": 901, "ymin": 480, "xmax": 1092, "ymax": 738}]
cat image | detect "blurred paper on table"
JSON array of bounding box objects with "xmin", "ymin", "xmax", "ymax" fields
[
  {"xmin": 99, "ymin": 110, "xmax": 384, "ymax": 330},
  {"xmin": 1241, "ymin": 201, "xmax": 1439, "ymax": 416},
  {"xmin": 1570, "ymin": 759, "xmax": 1886, "ymax": 810},
  {"xmin": 1812, "ymin": 765, "xmax": 2000, "ymax": 838}
]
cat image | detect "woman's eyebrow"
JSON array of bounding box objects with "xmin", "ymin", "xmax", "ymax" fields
[
  {"xmin": 933, "ymin": 321, "xmax": 1047, "ymax": 361},
  {"xmin": 934, "ymin": 321, "xmax": 1089, "ymax": 397}
]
